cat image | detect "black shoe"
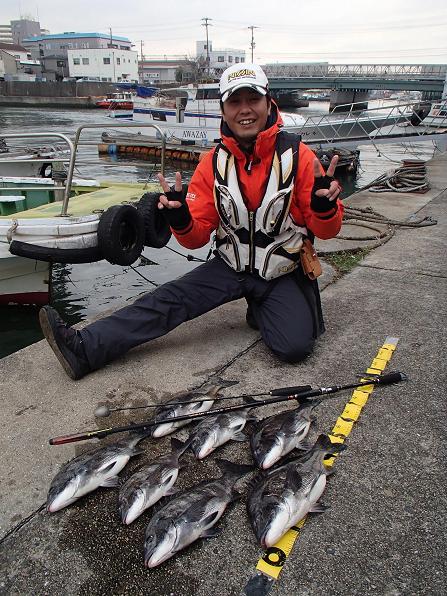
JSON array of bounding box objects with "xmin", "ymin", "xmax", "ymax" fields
[
  {"xmin": 39, "ymin": 306, "xmax": 91, "ymax": 380},
  {"xmin": 245, "ymin": 304, "xmax": 259, "ymax": 331}
]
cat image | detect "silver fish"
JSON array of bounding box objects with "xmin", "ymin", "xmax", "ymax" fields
[
  {"xmin": 250, "ymin": 399, "xmax": 320, "ymax": 469},
  {"xmin": 150, "ymin": 383, "xmax": 230, "ymax": 438},
  {"xmin": 189, "ymin": 398, "xmax": 257, "ymax": 459},
  {"xmin": 47, "ymin": 430, "xmax": 149, "ymax": 513},
  {"xmin": 247, "ymin": 434, "xmax": 346, "ymax": 548},
  {"xmin": 118, "ymin": 437, "xmax": 189, "ymax": 525},
  {"xmin": 143, "ymin": 458, "xmax": 253, "ymax": 568}
]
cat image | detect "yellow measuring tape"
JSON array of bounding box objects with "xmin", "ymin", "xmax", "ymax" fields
[{"xmin": 253, "ymin": 336, "xmax": 399, "ymax": 581}]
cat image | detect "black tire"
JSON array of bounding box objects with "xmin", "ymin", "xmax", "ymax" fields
[
  {"xmin": 38, "ymin": 162, "xmax": 53, "ymax": 178},
  {"xmin": 97, "ymin": 204, "xmax": 145, "ymax": 265},
  {"xmin": 137, "ymin": 192, "xmax": 172, "ymax": 248},
  {"xmin": 10, "ymin": 240, "xmax": 103, "ymax": 264}
]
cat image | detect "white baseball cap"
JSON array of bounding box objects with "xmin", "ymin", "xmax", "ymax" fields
[{"xmin": 220, "ymin": 63, "xmax": 269, "ymax": 102}]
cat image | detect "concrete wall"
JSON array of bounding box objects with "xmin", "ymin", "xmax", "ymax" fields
[{"xmin": 0, "ymin": 80, "xmax": 117, "ymax": 97}]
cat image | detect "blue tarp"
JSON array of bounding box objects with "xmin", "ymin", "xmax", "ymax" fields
[{"xmin": 115, "ymin": 83, "xmax": 159, "ymax": 97}]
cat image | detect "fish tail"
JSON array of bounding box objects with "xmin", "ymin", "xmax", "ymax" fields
[
  {"xmin": 170, "ymin": 436, "xmax": 192, "ymax": 457},
  {"xmin": 215, "ymin": 458, "xmax": 254, "ymax": 478},
  {"xmin": 315, "ymin": 434, "xmax": 347, "ymax": 454}
]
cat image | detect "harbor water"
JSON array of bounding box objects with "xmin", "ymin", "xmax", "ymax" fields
[{"xmin": 0, "ymin": 105, "xmax": 444, "ymax": 358}]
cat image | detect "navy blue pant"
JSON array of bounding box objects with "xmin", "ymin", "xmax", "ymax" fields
[{"xmin": 80, "ymin": 256, "xmax": 321, "ymax": 370}]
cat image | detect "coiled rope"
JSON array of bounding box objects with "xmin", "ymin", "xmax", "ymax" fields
[{"xmin": 334, "ymin": 160, "xmax": 437, "ymax": 247}]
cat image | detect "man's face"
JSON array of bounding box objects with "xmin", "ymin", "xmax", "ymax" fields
[{"xmin": 221, "ymin": 88, "xmax": 271, "ymax": 146}]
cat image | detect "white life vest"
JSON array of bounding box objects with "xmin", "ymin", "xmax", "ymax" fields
[{"xmin": 213, "ymin": 132, "xmax": 308, "ymax": 280}]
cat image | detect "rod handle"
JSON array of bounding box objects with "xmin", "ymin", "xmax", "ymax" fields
[
  {"xmin": 49, "ymin": 430, "xmax": 108, "ymax": 445},
  {"xmin": 373, "ymin": 371, "xmax": 407, "ymax": 385},
  {"xmin": 270, "ymin": 385, "xmax": 312, "ymax": 396}
]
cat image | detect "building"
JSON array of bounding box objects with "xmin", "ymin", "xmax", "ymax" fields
[
  {"xmin": 0, "ymin": 42, "xmax": 41, "ymax": 80},
  {"xmin": 67, "ymin": 48, "xmax": 138, "ymax": 82},
  {"xmin": 195, "ymin": 40, "xmax": 245, "ymax": 76},
  {"xmin": 11, "ymin": 18, "xmax": 41, "ymax": 45},
  {"xmin": 139, "ymin": 59, "xmax": 195, "ymax": 85},
  {"xmin": 0, "ymin": 24, "xmax": 13, "ymax": 44},
  {"xmin": 22, "ymin": 31, "xmax": 134, "ymax": 82}
]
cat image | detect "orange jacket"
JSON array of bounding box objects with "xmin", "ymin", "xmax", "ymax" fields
[{"xmin": 173, "ymin": 105, "xmax": 343, "ymax": 249}]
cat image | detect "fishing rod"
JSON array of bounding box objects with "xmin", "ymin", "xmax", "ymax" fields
[
  {"xmin": 93, "ymin": 385, "xmax": 314, "ymax": 418},
  {"xmin": 49, "ymin": 371, "xmax": 407, "ymax": 446}
]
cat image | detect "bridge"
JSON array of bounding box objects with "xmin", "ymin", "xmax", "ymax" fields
[{"xmin": 263, "ymin": 63, "xmax": 447, "ymax": 109}]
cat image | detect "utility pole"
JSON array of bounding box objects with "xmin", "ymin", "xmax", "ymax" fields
[
  {"xmin": 248, "ymin": 26, "xmax": 258, "ymax": 62},
  {"xmin": 201, "ymin": 17, "xmax": 212, "ymax": 79},
  {"xmin": 139, "ymin": 40, "xmax": 145, "ymax": 83},
  {"xmin": 109, "ymin": 27, "xmax": 116, "ymax": 82}
]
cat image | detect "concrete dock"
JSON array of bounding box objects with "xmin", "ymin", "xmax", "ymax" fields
[{"xmin": 0, "ymin": 152, "xmax": 446, "ymax": 595}]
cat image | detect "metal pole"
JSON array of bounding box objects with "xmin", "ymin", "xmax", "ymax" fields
[
  {"xmin": 201, "ymin": 17, "xmax": 212, "ymax": 78},
  {"xmin": 62, "ymin": 122, "xmax": 167, "ymax": 215},
  {"xmin": 248, "ymin": 26, "xmax": 258, "ymax": 62}
]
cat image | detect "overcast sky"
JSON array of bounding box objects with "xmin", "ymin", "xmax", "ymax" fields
[{"xmin": 3, "ymin": 0, "xmax": 447, "ymax": 64}]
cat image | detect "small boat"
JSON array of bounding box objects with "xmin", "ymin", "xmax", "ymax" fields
[
  {"xmin": 0, "ymin": 127, "xmax": 166, "ymax": 306},
  {"xmin": 411, "ymin": 100, "xmax": 447, "ymax": 128},
  {"xmin": 96, "ymin": 92, "xmax": 134, "ymax": 111},
  {"xmin": 0, "ymin": 139, "xmax": 70, "ymax": 178}
]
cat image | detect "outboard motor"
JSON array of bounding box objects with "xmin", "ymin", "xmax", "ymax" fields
[{"xmin": 409, "ymin": 102, "xmax": 432, "ymax": 126}]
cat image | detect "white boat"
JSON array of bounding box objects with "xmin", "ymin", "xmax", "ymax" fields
[
  {"xmin": 0, "ymin": 141, "xmax": 71, "ymax": 178},
  {"xmin": 126, "ymin": 83, "xmax": 416, "ymax": 144}
]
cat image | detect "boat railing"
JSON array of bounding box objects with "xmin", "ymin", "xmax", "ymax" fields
[
  {"xmin": 63, "ymin": 122, "xmax": 167, "ymax": 216},
  {"xmin": 0, "ymin": 132, "xmax": 75, "ymax": 194},
  {"xmin": 294, "ymin": 100, "xmax": 444, "ymax": 144}
]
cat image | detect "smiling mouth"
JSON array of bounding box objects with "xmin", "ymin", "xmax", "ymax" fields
[{"xmin": 238, "ymin": 119, "xmax": 256, "ymax": 126}]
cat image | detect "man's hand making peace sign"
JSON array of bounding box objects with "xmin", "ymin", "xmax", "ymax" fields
[
  {"xmin": 311, "ymin": 155, "xmax": 342, "ymax": 213},
  {"xmin": 156, "ymin": 171, "xmax": 192, "ymax": 231}
]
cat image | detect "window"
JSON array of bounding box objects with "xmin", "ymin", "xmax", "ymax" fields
[
  {"xmin": 73, "ymin": 58, "xmax": 80, "ymax": 65},
  {"xmin": 82, "ymin": 58, "xmax": 89, "ymax": 65},
  {"xmin": 116, "ymin": 57, "xmax": 120, "ymax": 65},
  {"xmin": 218, "ymin": 56, "xmax": 224, "ymax": 62},
  {"xmin": 228, "ymin": 56, "xmax": 233, "ymax": 63},
  {"xmin": 240, "ymin": 57, "xmax": 245, "ymax": 63},
  {"xmin": 103, "ymin": 57, "xmax": 110, "ymax": 64},
  {"xmin": 235, "ymin": 57, "xmax": 239, "ymax": 63},
  {"xmin": 101, "ymin": 77, "xmax": 108, "ymax": 81}
]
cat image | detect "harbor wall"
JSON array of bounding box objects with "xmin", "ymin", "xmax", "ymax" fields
[{"xmin": 0, "ymin": 81, "xmax": 117, "ymax": 108}]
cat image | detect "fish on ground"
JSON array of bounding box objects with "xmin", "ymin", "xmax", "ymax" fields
[
  {"xmin": 247, "ymin": 434, "xmax": 346, "ymax": 548},
  {"xmin": 144, "ymin": 458, "xmax": 253, "ymax": 568},
  {"xmin": 118, "ymin": 437, "xmax": 189, "ymax": 525},
  {"xmin": 250, "ymin": 399, "xmax": 320, "ymax": 469},
  {"xmin": 150, "ymin": 380, "xmax": 236, "ymax": 438},
  {"xmin": 189, "ymin": 397, "xmax": 257, "ymax": 459},
  {"xmin": 47, "ymin": 430, "xmax": 150, "ymax": 513}
]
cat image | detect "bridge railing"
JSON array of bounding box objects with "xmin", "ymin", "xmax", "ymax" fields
[{"xmin": 263, "ymin": 63, "xmax": 447, "ymax": 79}]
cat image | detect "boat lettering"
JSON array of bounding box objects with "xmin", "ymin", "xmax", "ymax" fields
[{"xmin": 183, "ymin": 130, "xmax": 207, "ymax": 139}]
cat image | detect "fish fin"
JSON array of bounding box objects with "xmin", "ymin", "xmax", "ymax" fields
[
  {"xmin": 286, "ymin": 468, "xmax": 303, "ymax": 491},
  {"xmin": 230, "ymin": 488, "xmax": 243, "ymax": 503},
  {"xmin": 232, "ymin": 432, "xmax": 248, "ymax": 442},
  {"xmin": 165, "ymin": 487, "xmax": 178, "ymax": 496},
  {"xmin": 101, "ymin": 476, "xmax": 120, "ymax": 488},
  {"xmin": 243, "ymin": 396, "xmax": 259, "ymax": 405},
  {"xmin": 309, "ymin": 501, "xmax": 330, "ymax": 514},
  {"xmin": 200, "ymin": 526, "xmax": 222, "ymax": 539},
  {"xmin": 295, "ymin": 439, "xmax": 313, "ymax": 451}
]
